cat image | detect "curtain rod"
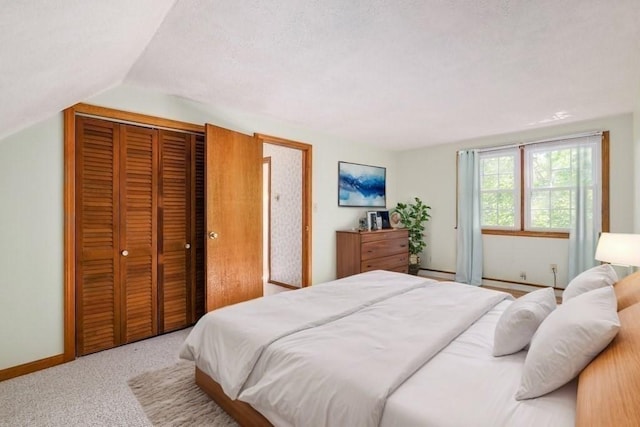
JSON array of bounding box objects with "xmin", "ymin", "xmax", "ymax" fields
[{"xmin": 473, "ymin": 130, "xmax": 603, "ymax": 154}]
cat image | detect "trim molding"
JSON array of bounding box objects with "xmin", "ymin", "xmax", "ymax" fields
[
  {"xmin": 0, "ymin": 354, "xmax": 65, "ymax": 381},
  {"xmin": 72, "ymin": 103, "xmax": 205, "ymax": 133},
  {"xmin": 267, "ymin": 280, "xmax": 299, "ymax": 290},
  {"xmin": 419, "ymin": 268, "xmax": 564, "ymax": 291},
  {"xmin": 63, "ymin": 108, "xmax": 76, "ymax": 362}
]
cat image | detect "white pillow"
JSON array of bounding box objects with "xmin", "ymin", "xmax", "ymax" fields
[
  {"xmin": 515, "ymin": 286, "xmax": 620, "ymax": 400},
  {"xmin": 562, "ymin": 264, "xmax": 618, "ymax": 303},
  {"xmin": 493, "ymin": 287, "xmax": 557, "ymax": 357}
]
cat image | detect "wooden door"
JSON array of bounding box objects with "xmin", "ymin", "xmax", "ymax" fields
[
  {"xmin": 75, "ymin": 117, "xmax": 121, "ymax": 355},
  {"xmin": 119, "ymin": 124, "xmax": 158, "ymax": 343},
  {"xmin": 158, "ymin": 130, "xmax": 193, "ymax": 332},
  {"xmin": 205, "ymin": 124, "xmax": 263, "ymax": 311}
]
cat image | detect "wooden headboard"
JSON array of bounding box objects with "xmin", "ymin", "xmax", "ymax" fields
[{"xmin": 576, "ymin": 273, "xmax": 640, "ymax": 426}]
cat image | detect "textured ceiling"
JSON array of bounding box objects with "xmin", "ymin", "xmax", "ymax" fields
[
  {"xmin": 0, "ymin": 0, "xmax": 177, "ymax": 140},
  {"xmin": 3, "ymin": 1, "xmax": 640, "ymax": 149}
]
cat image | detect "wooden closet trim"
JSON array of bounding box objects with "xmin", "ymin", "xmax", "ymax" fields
[
  {"xmin": 63, "ymin": 104, "xmax": 203, "ymax": 365},
  {"xmin": 73, "ymin": 103, "xmax": 205, "ymax": 133},
  {"xmin": 63, "ymin": 108, "xmax": 76, "ymax": 362}
]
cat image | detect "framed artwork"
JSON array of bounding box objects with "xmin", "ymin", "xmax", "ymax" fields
[{"xmin": 338, "ymin": 161, "xmax": 386, "ymax": 207}]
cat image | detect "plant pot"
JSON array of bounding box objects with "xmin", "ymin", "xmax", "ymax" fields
[{"xmin": 408, "ymin": 263, "xmax": 420, "ymax": 275}]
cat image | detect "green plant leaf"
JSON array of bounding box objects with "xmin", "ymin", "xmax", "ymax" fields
[{"xmin": 393, "ymin": 197, "xmax": 431, "ymax": 256}]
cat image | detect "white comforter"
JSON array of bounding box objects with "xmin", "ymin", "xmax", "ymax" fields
[
  {"xmin": 180, "ymin": 270, "xmax": 511, "ymax": 427},
  {"xmin": 180, "ymin": 270, "xmax": 429, "ymax": 398},
  {"xmin": 240, "ymin": 281, "xmax": 509, "ymax": 427}
]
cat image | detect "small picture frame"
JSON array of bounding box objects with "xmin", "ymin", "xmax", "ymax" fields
[
  {"xmin": 390, "ymin": 211, "xmax": 402, "ymax": 228},
  {"xmin": 367, "ymin": 211, "xmax": 379, "ymax": 231},
  {"xmin": 377, "ymin": 211, "xmax": 391, "ymax": 229}
]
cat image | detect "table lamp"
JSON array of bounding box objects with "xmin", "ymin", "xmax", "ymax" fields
[{"xmin": 595, "ymin": 233, "xmax": 640, "ymax": 275}]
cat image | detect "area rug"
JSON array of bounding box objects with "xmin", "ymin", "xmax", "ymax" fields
[{"xmin": 128, "ymin": 361, "xmax": 238, "ymax": 426}]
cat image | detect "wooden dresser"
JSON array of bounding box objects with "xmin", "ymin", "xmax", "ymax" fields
[{"xmin": 336, "ymin": 229, "xmax": 409, "ymax": 278}]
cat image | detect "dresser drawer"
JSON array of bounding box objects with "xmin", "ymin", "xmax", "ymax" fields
[
  {"xmin": 361, "ymin": 252, "xmax": 409, "ymax": 272},
  {"xmin": 361, "ymin": 229, "xmax": 409, "ymax": 243},
  {"xmin": 361, "ymin": 237, "xmax": 408, "ymax": 261}
]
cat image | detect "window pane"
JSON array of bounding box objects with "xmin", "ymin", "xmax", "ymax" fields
[
  {"xmin": 531, "ymin": 152, "xmax": 551, "ymax": 187},
  {"xmin": 498, "ymin": 173, "xmax": 514, "ymax": 189},
  {"xmin": 482, "ymin": 157, "xmax": 499, "ymax": 175},
  {"xmin": 531, "ymin": 190, "xmax": 549, "ymax": 210},
  {"xmin": 482, "ymin": 192, "xmax": 497, "ymax": 209},
  {"xmin": 482, "ymin": 209, "xmax": 497, "ymax": 226},
  {"xmin": 496, "ymin": 191, "xmax": 513, "ymax": 207},
  {"xmin": 531, "ymin": 209, "xmax": 550, "ymax": 228},
  {"xmin": 499, "ymin": 156, "xmax": 514, "ymax": 171},
  {"xmin": 482, "ymin": 174, "xmax": 499, "ymax": 190},
  {"xmin": 551, "ymin": 169, "xmax": 572, "ymax": 186},
  {"xmin": 551, "ymin": 149, "xmax": 571, "ymax": 169},
  {"xmin": 497, "ymin": 209, "xmax": 515, "ymax": 227},
  {"xmin": 496, "ymin": 192, "xmax": 515, "ymax": 227},
  {"xmin": 550, "ymin": 209, "xmax": 571, "ymax": 229},
  {"xmin": 550, "ymin": 189, "xmax": 571, "ymax": 209}
]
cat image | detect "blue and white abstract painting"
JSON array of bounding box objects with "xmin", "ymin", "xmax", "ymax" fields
[{"xmin": 338, "ymin": 161, "xmax": 386, "ymax": 207}]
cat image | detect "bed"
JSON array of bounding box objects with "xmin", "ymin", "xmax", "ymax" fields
[{"xmin": 180, "ymin": 270, "xmax": 640, "ymax": 427}]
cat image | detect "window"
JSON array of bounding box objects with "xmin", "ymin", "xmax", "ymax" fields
[
  {"xmin": 477, "ymin": 132, "xmax": 608, "ymax": 238},
  {"xmin": 479, "ymin": 149, "xmax": 520, "ymax": 229}
]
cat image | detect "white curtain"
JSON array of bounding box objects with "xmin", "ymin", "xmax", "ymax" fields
[
  {"xmin": 568, "ymin": 137, "xmax": 601, "ymax": 281},
  {"xmin": 456, "ymin": 150, "xmax": 483, "ymax": 285}
]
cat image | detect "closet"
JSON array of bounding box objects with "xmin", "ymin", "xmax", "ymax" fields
[{"xmin": 75, "ymin": 116, "xmax": 204, "ymax": 355}]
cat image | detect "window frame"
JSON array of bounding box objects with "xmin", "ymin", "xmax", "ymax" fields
[
  {"xmin": 478, "ymin": 148, "xmax": 521, "ymax": 231},
  {"xmin": 474, "ymin": 131, "xmax": 609, "ymax": 239}
]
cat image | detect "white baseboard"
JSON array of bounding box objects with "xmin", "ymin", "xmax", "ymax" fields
[{"xmin": 419, "ymin": 269, "xmax": 564, "ymax": 299}]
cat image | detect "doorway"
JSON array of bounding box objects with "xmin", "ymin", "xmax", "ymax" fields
[{"xmin": 257, "ymin": 134, "xmax": 312, "ymax": 291}]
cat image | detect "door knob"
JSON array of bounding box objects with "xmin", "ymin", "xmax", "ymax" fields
[
  {"xmin": 121, "ymin": 250, "xmax": 129, "ymax": 257},
  {"xmin": 208, "ymin": 231, "xmax": 219, "ymax": 240},
  {"xmin": 185, "ymin": 243, "xmax": 191, "ymax": 249}
]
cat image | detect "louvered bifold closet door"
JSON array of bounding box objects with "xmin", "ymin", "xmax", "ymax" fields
[
  {"xmin": 158, "ymin": 130, "xmax": 193, "ymax": 332},
  {"xmin": 119, "ymin": 125, "xmax": 158, "ymax": 343},
  {"xmin": 76, "ymin": 117, "xmax": 121, "ymax": 355}
]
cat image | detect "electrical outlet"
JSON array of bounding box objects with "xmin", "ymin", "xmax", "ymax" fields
[
  {"xmin": 550, "ymin": 264, "xmax": 558, "ymax": 273},
  {"xmin": 520, "ymin": 272, "xmax": 527, "ymax": 280}
]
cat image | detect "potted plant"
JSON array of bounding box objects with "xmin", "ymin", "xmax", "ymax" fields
[{"xmin": 392, "ymin": 197, "xmax": 431, "ymax": 275}]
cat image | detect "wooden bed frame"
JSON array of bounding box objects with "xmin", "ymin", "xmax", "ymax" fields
[{"xmin": 195, "ymin": 272, "xmax": 640, "ymax": 427}]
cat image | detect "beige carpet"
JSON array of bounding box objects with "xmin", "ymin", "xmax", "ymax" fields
[{"xmin": 128, "ymin": 362, "xmax": 238, "ymax": 426}]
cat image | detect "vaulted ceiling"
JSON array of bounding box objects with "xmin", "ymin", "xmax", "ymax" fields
[{"xmin": 3, "ymin": 0, "xmax": 640, "ymax": 149}]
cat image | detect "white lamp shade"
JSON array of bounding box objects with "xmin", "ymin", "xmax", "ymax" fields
[{"xmin": 595, "ymin": 233, "xmax": 640, "ymax": 267}]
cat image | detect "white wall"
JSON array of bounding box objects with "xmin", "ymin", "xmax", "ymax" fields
[
  {"xmin": 396, "ymin": 114, "xmax": 635, "ymax": 288},
  {"xmin": 0, "ymin": 115, "xmax": 64, "ymax": 370},
  {"xmin": 0, "ymin": 84, "xmax": 397, "ymax": 369}
]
